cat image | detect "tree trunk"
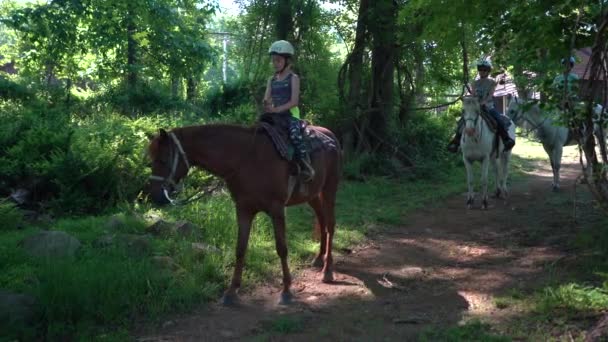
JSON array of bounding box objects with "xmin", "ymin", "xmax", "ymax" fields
[
  {"xmin": 276, "ymin": 0, "xmax": 292, "ymax": 40},
  {"xmin": 126, "ymin": 2, "xmax": 138, "ymax": 115},
  {"xmin": 186, "ymin": 77, "xmax": 197, "ymax": 101},
  {"xmin": 579, "ymin": 10, "xmax": 608, "ymax": 211},
  {"xmin": 340, "ymin": 0, "xmax": 369, "ymax": 158},
  {"xmin": 368, "ymin": 0, "xmax": 397, "ymax": 149},
  {"xmin": 537, "ymin": 48, "xmax": 548, "ymax": 102},
  {"xmin": 171, "ymin": 75, "xmax": 180, "ymax": 100}
]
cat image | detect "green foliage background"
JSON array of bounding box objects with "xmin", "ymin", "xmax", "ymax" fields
[{"xmin": 0, "ymin": 0, "xmax": 606, "ymax": 340}]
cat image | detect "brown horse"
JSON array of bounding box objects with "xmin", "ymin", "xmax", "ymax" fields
[{"xmin": 144, "ymin": 123, "xmax": 341, "ymax": 305}]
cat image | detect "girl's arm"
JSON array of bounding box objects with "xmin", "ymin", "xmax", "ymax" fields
[
  {"xmin": 262, "ymin": 77, "xmax": 272, "ymax": 106},
  {"xmin": 270, "ymin": 74, "xmax": 300, "ymax": 113},
  {"xmin": 482, "ymin": 81, "xmax": 497, "ymax": 106},
  {"xmin": 263, "ymin": 77, "xmax": 272, "ymax": 111}
]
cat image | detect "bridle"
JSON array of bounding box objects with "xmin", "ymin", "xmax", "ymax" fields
[
  {"xmin": 509, "ymin": 97, "xmax": 548, "ymax": 135},
  {"xmin": 149, "ymin": 131, "xmax": 191, "ymax": 203},
  {"xmin": 463, "ymin": 104, "xmax": 482, "ymax": 139}
]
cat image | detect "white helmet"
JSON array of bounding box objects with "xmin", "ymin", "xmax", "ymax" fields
[
  {"xmin": 268, "ymin": 40, "xmax": 295, "ymax": 56},
  {"xmin": 476, "ymin": 59, "xmax": 492, "ymax": 69}
]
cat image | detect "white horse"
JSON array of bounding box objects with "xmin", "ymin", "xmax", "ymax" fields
[
  {"xmin": 461, "ymin": 96, "xmax": 515, "ymax": 209},
  {"xmin": 506, "ymin": 97, "xmax": 606, "ymax": 191}
]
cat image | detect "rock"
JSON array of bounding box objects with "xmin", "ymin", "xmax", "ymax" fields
[
  {"xmin": 92, "ymin": 233, "xmax": 117, "ymax": 248},
  {"xmin": 146, "ymin": 220, "xmax": 173, "ymax": 236},
  {"xmin": 9, "ymin": 188, "xmax": 29, "ymax": 205},
  {"xmin": 219, "ymin": 330, "xmax": 236, "ymax": 339},
  {"xmin": 20, "ymin": 230, "xmax": 81, "ymax": 258},
  {"xmin": 0, "ymin": 289, "xmax": 42, "ymax": 340},
  {"xmin": 92, "ymin": 233, "xmax": 152, "ymax": 256},
  {"xmin": 122, "ymin": 234, "xmax": 153, "ymax": 257},
  {"xmin": 191, "ymin": 242, "xmax": 221, "ymax": 257},
  {"xmin": 400, "ymin": 266, "xmax": 424, "ymax": 278},
  {"xmin": 161, "ymin": 320, "xmax": 176, "ymax": 329},
  {"xmin": 105, "ymin": 214, "xmax": 127, "ymax": 231},
  {"xmin": 147, "ymin": 220, "xmax": 202, "ymax": 238},
  {"xmin": 175, "ymin": 221, "xmax": 198, "ymax": 237}
]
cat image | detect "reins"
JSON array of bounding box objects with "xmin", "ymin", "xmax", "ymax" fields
[
  {"xmin": 149, "ymin": 131, "xmax": 205, "ymax": 206},
  {"xmin": 149, "ymin": 126, "xmax": 261, "ymax": 206}
]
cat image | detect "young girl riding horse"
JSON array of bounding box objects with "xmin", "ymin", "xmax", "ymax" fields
[
  {"xmin": 447, "ymin": 59, "xmax": 516, "ymax": 153},
  {"xmin": 263, "ymin": 40, "xmax": 315, "ymax": 181}
]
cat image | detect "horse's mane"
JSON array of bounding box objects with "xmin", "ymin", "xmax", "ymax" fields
[
  {"xmin": 463, "ymin": 96, "xmax": 480, "ymax": 113},
  {"xmin": 148, "ymin": 123, "xmax": 262, "ymax": 157}
]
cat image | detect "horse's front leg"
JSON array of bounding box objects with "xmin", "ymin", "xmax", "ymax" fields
[
  {"xmin": 222, "ymin": 204, "xmax": 255, "ymax": 306},
  {"xmin": 552, "ymin": 146, "xmax": 563, "ymax": 191},
  {"xmin": 269, "ymin": 204, "xmax": 293, "ymax": 305},
  {"xmin": 463, "ymin": 158, "xmax": 475, "ymax": 209},
  {"xmin": 480, "ymin": 157, "xmax": 490, "ymax": 210},
  {"xmin": 544, "ymin": 144, "xmax": 561, "ymax": 191},
  {"xmin": 491, "ymin": 156, "xmax": 501, "ymax": 198},
  {"xmin": 499, "ymin": 153, "xmax": 511, "ymax": 199}
]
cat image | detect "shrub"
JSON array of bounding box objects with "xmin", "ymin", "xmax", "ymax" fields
[{"xmin": 0, "ymin": 200, "xmax": 23, "ymax": 231}]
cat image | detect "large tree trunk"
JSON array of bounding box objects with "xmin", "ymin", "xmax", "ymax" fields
[
  {"xmin": 368, "ymin": 0, "xmax": 397, "ymax": 149},
  {"xmin": 579, "ymin": 10, "xmax": 608, "ymax": 211},
  {"xmin": 171, "ymin": 75, "xmax": 180, "ymax": 101},
  {"xmin": 339, "ymin": 0, "xmax": 369, "ymax": 158},
  {"xmin": 186, "ymin": 76, "xmax": 197, "ymax": 101},
  {"xmin": 276, "ymin": 0, "xmax": 292, "ymax": 40},
  {"xmin": 126, "ymin": 2, "xmax": 138, "ymax": 115}
]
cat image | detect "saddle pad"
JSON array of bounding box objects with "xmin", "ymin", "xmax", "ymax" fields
[
  {"xmin": 258, "ymin": 119, "xmax": 338, "ymax": 161},
  {"xmin": 258, "ymin": 121, "xmax": 291, "ymax": 160},
  {"xmin": 480, "ymin": 111, "xmax": 511, "ymax": 132}
]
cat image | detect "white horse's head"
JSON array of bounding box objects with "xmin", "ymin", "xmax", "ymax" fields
[
  {"xmin": 506, "ymin": 95, "xmax": 525, "ymax": 125},
  {"xmin": 462, "ymin": 96, "xmax": 481, "ymax": 137}
]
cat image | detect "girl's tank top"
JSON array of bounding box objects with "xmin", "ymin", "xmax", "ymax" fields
[{"xmin": 271, "ymin": 73, "xmax": 300, "ymax": 118}]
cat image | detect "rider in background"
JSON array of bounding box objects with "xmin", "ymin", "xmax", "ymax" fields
[
  {"xmin": 263, "ymin": 40, "xmax": 314, "ymax": 181},
  {"xmin": 552, "ymin": 56, "xmax": 580, "ymax": 110},
  {"xmin": 447, "ymin": 59, "xmax": 516, "ymax": 153}
]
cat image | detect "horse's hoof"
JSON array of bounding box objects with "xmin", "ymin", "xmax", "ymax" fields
[
  {"xmin": 552, "ymin": 185, "xmax": 560, "ymax": 192},
  {"xmin": 311, "ymin": 257, "xmax": 324, "ymax": 268},
  {"xmin": 482, "ymin": 200, "xmax": 488, "ymax": 210},
  {"xmin": 222, "ymin": 293, "xmax": 239, "ymax": 306},
  {"xmin": 279, "ymin": 291, "xmax": 293, "ymax": 305},
  {"xmin": 322, "ymin": 271, "xmax": 334, "ymax": 283}
]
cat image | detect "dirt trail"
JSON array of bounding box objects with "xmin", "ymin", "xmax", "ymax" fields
[{"xmin": 137, "ymin": 148, "xmax": 588, "ymax": 341}]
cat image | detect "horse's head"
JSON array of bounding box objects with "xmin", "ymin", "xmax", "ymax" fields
[
  {"xmin": 144, "ymin": 129, "xmax": 191, "ymax": 205},
  {"xmin": 506, "ymin": 96, "xmax": 524, "ymax": 125},
  {"xmin": 462, "ymin": 96, "xmax": 481, "ymax": 137}
]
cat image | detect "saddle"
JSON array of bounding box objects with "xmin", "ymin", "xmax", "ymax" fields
[
  {"xmin": 479, "ymin": 109, "xmax": 512, "ymax": 133},
  {"xmin": 257, "ymin": 113, "xmax": 337, "ymax": 162}
]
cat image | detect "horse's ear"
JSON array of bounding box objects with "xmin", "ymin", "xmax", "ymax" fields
[{"xmin": 159, "ymin": 129, "xmax": 168, "ymax": 139}]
